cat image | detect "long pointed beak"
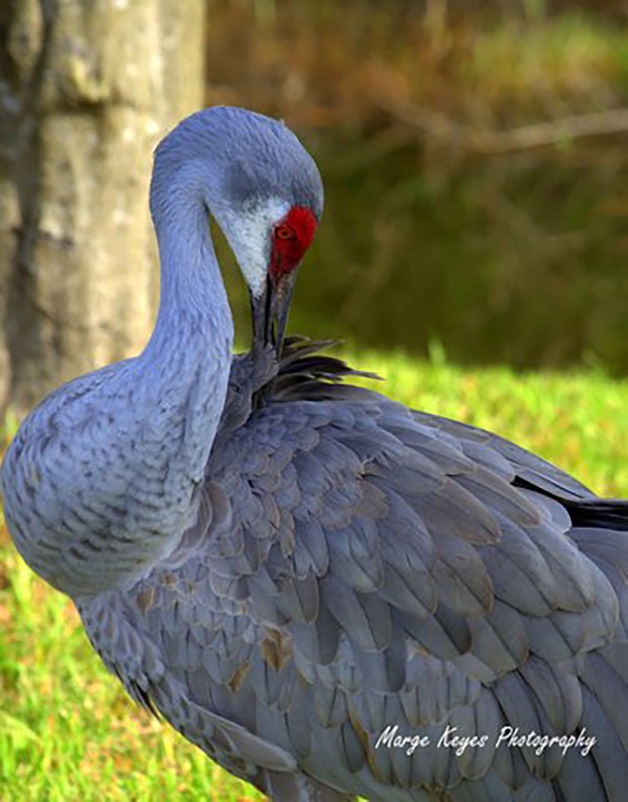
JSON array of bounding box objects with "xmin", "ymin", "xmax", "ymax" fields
[
  {"xmin": 270, "ymin": 268, "xmax": 298, "ymax": 355},
  {"xmin": 251, "ymin": 269, "xmax": 299, "ymax": 357},
  {"xmin": 251, "ymin": 276, "xmax": 272, "ymax": 353}
]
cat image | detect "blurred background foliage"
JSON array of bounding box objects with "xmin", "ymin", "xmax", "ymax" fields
[{"xmin": 206, "ymin": 0, "xmax": 628, "ymax": 373}]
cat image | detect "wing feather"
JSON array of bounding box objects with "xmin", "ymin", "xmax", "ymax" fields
[{"xmin": 81, "ymin": 341, "xmax": 628, "ymax": 801}]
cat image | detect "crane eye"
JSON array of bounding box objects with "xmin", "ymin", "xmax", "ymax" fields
[{"xmin": 275, "ymin": 223, "xmax": 295, "ymax": 240}]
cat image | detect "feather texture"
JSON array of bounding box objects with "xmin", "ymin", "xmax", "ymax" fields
[
  {"xmin": 2, "ymin": 106, "xmax": 625, "ymax": 801},
  {"xmin": 72, "ymin": 338, "xmax": 628, "ymax": 801}
]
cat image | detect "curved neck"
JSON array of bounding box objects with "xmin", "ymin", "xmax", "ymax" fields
[
  {"xmin": 4, "ymin": 162, "xmax": 237, "ymax": 600},
  {"xmin": 138, "ymin": 169, "xmax": 235, "ymax": 486},
  {"xmin": 145, "ymin": 180, "xmax": 233, "ymax": 362}
]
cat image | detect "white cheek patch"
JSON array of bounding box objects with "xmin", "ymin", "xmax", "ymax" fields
[{"xmin": 227, "ymin": 197, "xmax": 291, "ymax": 297}]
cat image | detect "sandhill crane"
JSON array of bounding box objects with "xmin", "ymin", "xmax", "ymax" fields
[{"xmin": 2, "ymin": 106, "xmax": 627, "ymax": 802}]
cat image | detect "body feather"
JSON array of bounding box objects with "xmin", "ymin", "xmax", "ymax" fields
[{"xmin": 78, "ymin": 338, "xmax": 628, "ymax": 801}]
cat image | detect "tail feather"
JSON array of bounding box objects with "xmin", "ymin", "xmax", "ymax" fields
[
  {"xmin": 579, "ymin": 648, "xmax": 628, "ymax": 751},
  {"xmin": 580, "ymin": 686, "xmax": 628, "ymax": 801},
  {"xmin": 566, "ymin": 499, "xmax": 628, "ymax": 531},
  {"xmin": 552, "ymin": 744, "xmax": 606, "ymax": 802},
  {"xmin": 570, "ymin": 527, "xmax": 628, "ymax": 637},
  {"xmin": 263, "ymin": 770, "xmax": 356, "ymax": 802}
]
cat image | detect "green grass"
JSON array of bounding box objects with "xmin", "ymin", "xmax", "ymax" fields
[{"xmin": 1, "ymin": 348, "xmax": 627, "ymax": 800}]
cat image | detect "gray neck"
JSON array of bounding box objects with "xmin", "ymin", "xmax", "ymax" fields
[
  {"xmin": 3, "ymin": 158, "xmax": 235, "ymax": 600},
  {"xmin": 140, "ymin": 161, "xmax": 234, "ymax": 482},
  {"xmin": 94, "ymin": 164, "xmax": 238, "ymax": 585},
  {"xmin": 86, "ymin": 168, "xmax": 235, "ymax": 595},
  {"xmin": 147, "ymin": 163, "xmax": 233, "ymax": 359}
]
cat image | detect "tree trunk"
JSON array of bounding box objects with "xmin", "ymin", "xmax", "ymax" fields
[{"xmin": 0, "ymin": 0, "xmax": 206, "ymax": 414}]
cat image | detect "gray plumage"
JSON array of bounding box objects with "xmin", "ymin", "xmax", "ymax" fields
[{"xmin": 2, "ymin": 107, "xmax": 627, "ymax": 801}]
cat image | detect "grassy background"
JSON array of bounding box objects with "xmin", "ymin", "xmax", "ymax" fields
[{"xmin": 1, "ymin": 347, "xmax": 627, "ymax": 801}]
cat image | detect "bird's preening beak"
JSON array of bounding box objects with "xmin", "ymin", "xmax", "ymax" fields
[{"xmin": 251, "ymin": 268, "xmax": 299, "ymax": 357}]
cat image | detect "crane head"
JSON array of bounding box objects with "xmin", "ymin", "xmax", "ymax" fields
[
  {"xmin": 152, "ymin": 106, "xmax": 324, "ymax": 357},
  {"xmin": 216, "ymin": 110, "xmax": 322, "ymax": 356}
]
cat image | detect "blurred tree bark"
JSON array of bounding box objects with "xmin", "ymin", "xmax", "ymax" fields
[{"xmin": 0, "ymin": 0, "xmax": 206, "ymax": 414}]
